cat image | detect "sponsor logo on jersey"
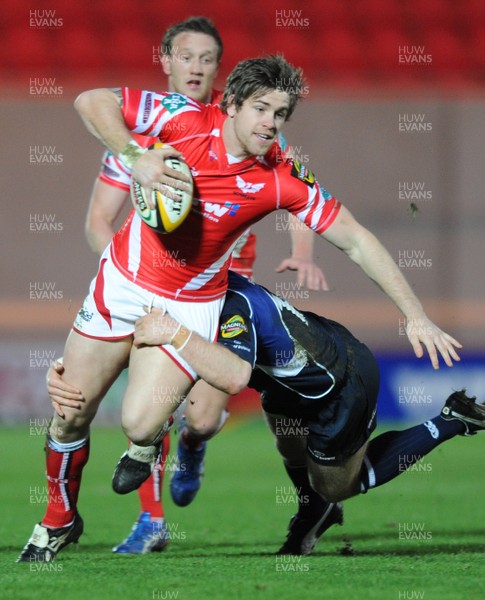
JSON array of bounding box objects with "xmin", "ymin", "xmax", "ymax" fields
[
  {"xmin": 236, "ymin": 175, "xmax": 266, "ymax": 195},
  {"xmin": 162, "ymin": 93, "xmax": 188, "ymax": 113},
  {"xmin": 143, "ymin": 93, "xmax": 153, "ymax": 123},
  {"xmin": 290, "ymin": 159, "xmax": 315, "ymax": 187},
  {"xmin": 423, "ymin": 420, "xmax": 439, "ymax": 439},
  {"xmin": 192, "ymin": 199, "xmax": 240, "ymax": 221},
  {"xmin": 220, "ymin": 315, "xmax": 248, "ymax": 338}
]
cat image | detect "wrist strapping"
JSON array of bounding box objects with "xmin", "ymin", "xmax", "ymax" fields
[
  {"xmin": 118, "ymin": 140, "xmax": 147, "ymax": 169},
  {"xmin": 170, "ymin": 324, "xmax": 192, "ymax": 351},
  {"xmin": 177, "ymin": 331, "xmax": 193, "ymax": 352}
]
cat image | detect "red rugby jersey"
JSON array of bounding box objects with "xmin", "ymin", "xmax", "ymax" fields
[{"xmin": 110, "ymin": 89, "xmax": 341, "ymax": 301}]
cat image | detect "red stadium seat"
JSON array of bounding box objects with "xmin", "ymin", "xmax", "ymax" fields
[
  {"xmin": 57, "ymin": 28, "xmax": 104, "ymax": 72},
  {"xmin": 460, "ymin": 0, "xmax": 485, "ymax": 24},
  {"xmin": 355, "ymin": 0, "xmax": 403, "ymax": 29},
  {"xmin": 89, "ymin": 0, "xmax": 144, "ymax": 26},
  {"xmin": 0, "ymin": 0, "xmax": 481, "ymax": 88},
  {"xmin": 106, "ymin": 26, "xmax": 154, "ymax": 73},
  {"xmin": 3, "ymin": 0, "xmax": 33, "ymax": 29},
  {"xmin": 270, "ymin": 31, "xmax": 315, "ymax": 72},
  {"xmin": 311, "ymin": 0, "xmax": 352, "ymax": 29},
  {"xmin": 323, "ymin": 27, "xmax": 365, "ymax": 70},
  {"xmin": 366, "ymin": 26, "xmax": 411, "ymax": 73},
  {"xmin": 319, "ymin": 27, "xmax": 368, "ymax": 81},
  {"xmin": 468, "ymin": 28, "xmax": 485, "ymax": 76},
  {"xmin": 404, "ymin": 0, "xmax": 456, "ymax": 29},
  {"xmin": 216, "ymin": 28, "xmax": 253, "ymax": 71},
  {"xmin": 425, "ymin": 29, "xmax": 470, "ymax": 75},
  {"xmin": 3, "ymin": 27, "xmax": 51, "ymax": 72}
]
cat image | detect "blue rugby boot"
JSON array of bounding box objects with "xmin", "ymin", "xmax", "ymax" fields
[{"xmin": 112, "ymin": 512, "xmax": 169, "ymax": 554}]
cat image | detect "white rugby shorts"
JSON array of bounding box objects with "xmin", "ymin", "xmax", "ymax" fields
[{"xmin": 73, "ymin": 248, "xmax": 223, "ymax": 381}]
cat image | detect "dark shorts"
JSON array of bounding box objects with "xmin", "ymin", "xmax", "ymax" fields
[{"xmin": 261, "ymin": 328, "xmax": 379, "ymax": 465}]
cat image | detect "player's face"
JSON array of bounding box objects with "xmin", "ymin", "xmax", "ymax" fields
[
  {"xmin": 224, "ymin": 90, "xmax": 290, "ymax": 159},
  {"xmin": 162, "ymin": 32, "xmax": 219, "ymax": 104}
]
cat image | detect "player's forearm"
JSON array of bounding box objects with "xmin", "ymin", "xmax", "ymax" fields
[
  {"xmin": 135, "ymin": 311, "xmax": 251, "ymax": 394},
  {"xmin": 177, "ymin": 332, "xmax": 251, "ymax": 395},
  {"xmin": 84, "ymin": 217, "xmax": 113, "ymax": 256},
  {"xmin": 74, "ymin": 88, "xmax": 133, "ymax": 156},
  {"xmin": 289, "ymin": 218, "xmax": 314, "ymax": 260},
  {"xmin": 85, "ymin": 180, "xmax": 129, "ymax": 255},
  {"xmin": 346, "ymin": 226, "xmax": 425, "ymax": 320}
]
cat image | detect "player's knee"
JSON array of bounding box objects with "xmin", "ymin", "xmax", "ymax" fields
[
  {"xmin": 186, "ymin": 417, "xmax": 219, "ymax": 440},
  {"xmin": 49, "ymin": 411, "xmax": 91, "ymax": 442},
  {"xmin": 311, "ymin": 478, "xmax": 355, "ymax": 503},
  {"xmin": 308, "ymin": 468, "xmax": 348, "ymax": 502},
  {"xmin": 122, "ymin": 417, "xmax": 159, "ymax": 446},
  {"xmin": 123, "ymin": 427, "xmax": 157, "ymax": 446},
  {"xmin": 311, "ymin": 480, "xmax": 344, "ymax": 503}
]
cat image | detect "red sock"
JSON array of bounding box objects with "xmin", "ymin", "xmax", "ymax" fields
[
  {"xmin": 42, "ymin": 437, "xmax": 90, "ymax": 528},
  {"xmin": 136, "ymin": 434, "xmax": 170, "ymax": 519}
]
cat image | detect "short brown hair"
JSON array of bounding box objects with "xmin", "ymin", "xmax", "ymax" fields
[{"xmin": 220, "ymin": 55, "xmax": 305, "ymax": 120}]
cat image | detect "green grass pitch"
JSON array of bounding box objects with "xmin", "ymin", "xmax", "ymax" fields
[{"xmin": 1, "ymin": 418, "xmax": 484, "ymax": 600}]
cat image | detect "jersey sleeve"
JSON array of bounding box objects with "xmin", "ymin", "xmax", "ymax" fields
[
  {"xmin": 280, "ymin": 159, "xmax": 341, "ymax": 235},
  {"xmin": 98, "ymin": 150, "xmax": 132, "ymax": 191},
  {"xmin": 121, "ymin": 88, "xmax": 203, "ymax": 139},
  {"xmin": 216, "ymin": 292, "xmax": 256, "ymax": 368}
]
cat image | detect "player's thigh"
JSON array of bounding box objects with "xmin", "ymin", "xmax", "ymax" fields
[
  {"xmin": 184, "ymin": 380, "xmax": 229, "ymax": 433},
  {"xmin": 121, "ymin": 344, "xmax": 193, "ymax": 440},
  {"xmin": 51, "ymin": 330, "xmax": 131, "ymax": 432},
  {"xmin": 307, "ymin": 441, "xmax": 369, "ymax": 502},
  {"xmin": 264, "ymin": 411, "xmax": 307, "ymax": 463}
]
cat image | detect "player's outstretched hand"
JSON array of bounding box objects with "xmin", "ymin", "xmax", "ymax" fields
[
  {"xmin": 134, "ymin": 307, "xmax": 179, "ymax": 347},
  {"xmin": 132, "ymin": 144, "xmax": 192, "ymax": 207},
  {"xmin": 275, "ymin": 257, "xmax": 330, "ymax": 291},
  {"xmin": 405, "ymin": 316, "xmax": 462, "ymax": 369},
  {"xmin": 46, "ymin": 359, "xmax": 84, "ymax": 418}
]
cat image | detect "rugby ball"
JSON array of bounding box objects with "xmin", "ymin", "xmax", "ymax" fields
[{"xmin": 130, "ymin": 150, "xmax": 193, "ymax": 234}]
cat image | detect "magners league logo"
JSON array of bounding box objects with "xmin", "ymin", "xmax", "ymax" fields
[
  {"xmin": 220, "ymin": 315, "xmax": 248, "ymax": 338},
  {"xmin": 290, "ymin": 159, "xmax": 315, "ymax": 187}
]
